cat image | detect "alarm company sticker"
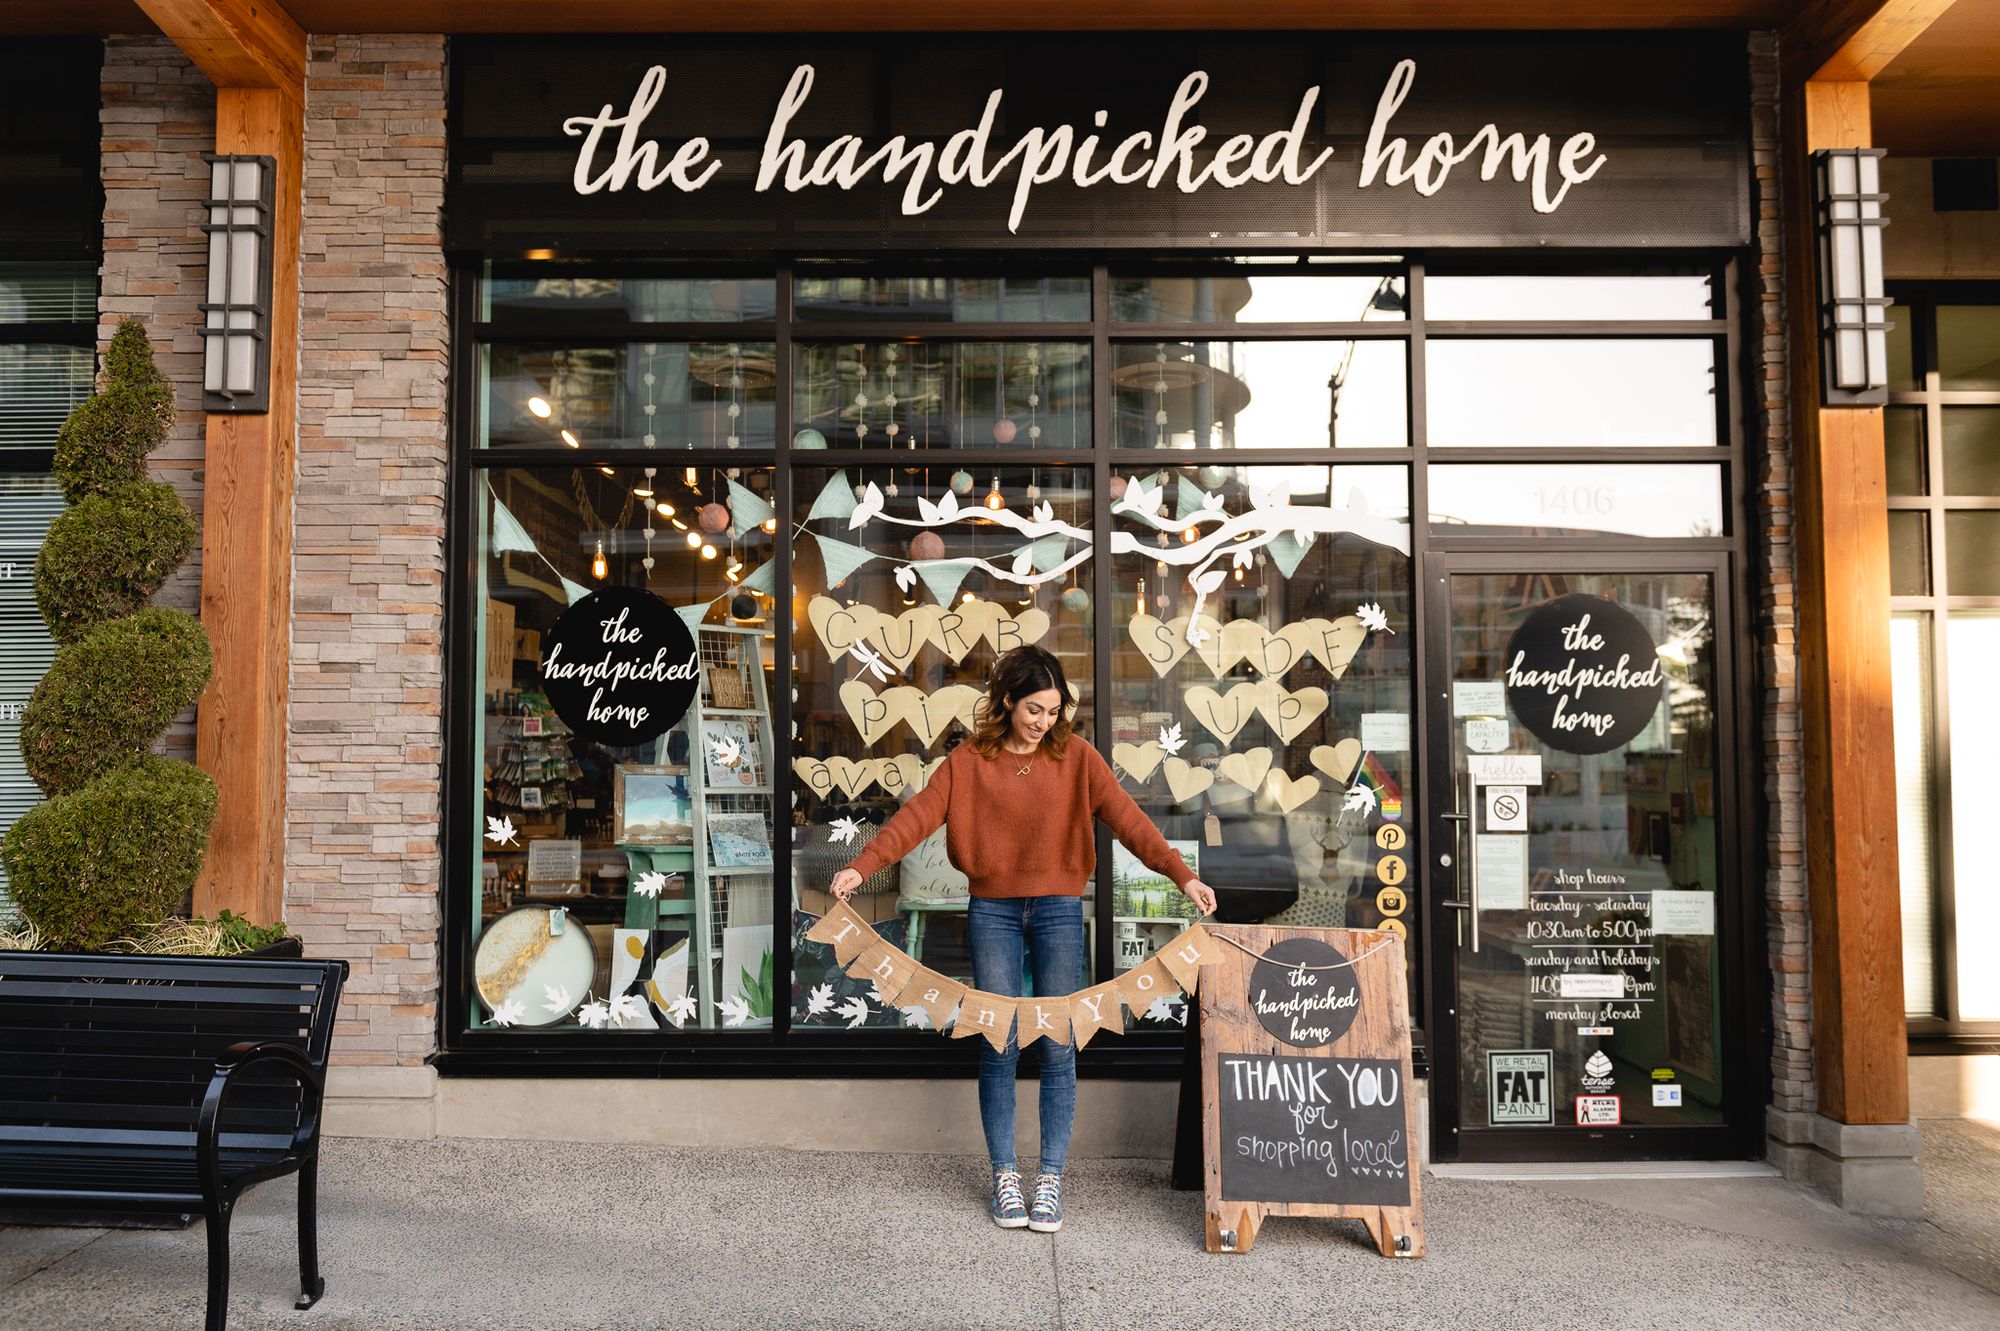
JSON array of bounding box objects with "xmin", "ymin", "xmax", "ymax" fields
[{"xmin": 1576, "ymin": 1095, "xmax": 1622, "ymax": 1127}]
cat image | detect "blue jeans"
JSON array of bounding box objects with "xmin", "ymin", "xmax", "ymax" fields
[{"xmin": 967, "ymin": 894, "xmax": 1084, "ymax": 1175}]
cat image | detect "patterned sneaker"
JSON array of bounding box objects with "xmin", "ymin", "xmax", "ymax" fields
[
  {"xmin": 1028, "ymin": 1172, "xmax": 1064, "ymax": 1233},
  {"xmin": 990, "ymin": 1167, "xmax": 1028, "ymax": 1229}
]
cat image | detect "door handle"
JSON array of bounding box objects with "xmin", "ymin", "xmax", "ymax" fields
[{"xmin": 1442, "ymin": 775, "xmax": 1480, "ymax": 953}]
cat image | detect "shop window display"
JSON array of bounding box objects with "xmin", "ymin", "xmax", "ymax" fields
[{"xmin": 473, "ymin": 465, "xmax": 778, "ymax": 1031}]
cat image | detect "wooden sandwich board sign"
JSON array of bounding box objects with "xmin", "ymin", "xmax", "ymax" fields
[{"xmin": 1198, "ymin": 924, "xmax": 1425, "ymax": 1258}]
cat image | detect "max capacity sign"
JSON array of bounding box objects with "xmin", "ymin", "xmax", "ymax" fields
[
  {"xmin": 539, "ymin": 586, "xmax": 700, "ymax": 747},
  {"xmin": 1502, "ymin": 593, "xmax": 1664, "ymax": 755},
  {"xmin": 1200, "ymin": 925, "xmax": 1424, "ymax": 1259}
]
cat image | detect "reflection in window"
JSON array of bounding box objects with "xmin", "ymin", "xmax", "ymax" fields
[
  {"xmin": 1889, "ymin": 614, "xmax": 1936, "ymax": 1018},
  {"xmin": 1945, "ymin": 512, "xmax": 2000, "ymax": 595},
  {"xmin": 1110, "ymin": 464, "xmax": 1414, "ymax": 1022},
  {"xmin": 481, "ymin": 270, "xmax": 775, "ymax": 324},
  {"xmin": 482, "ymin": 342, "xmax": 777, "ymax": 450},
  {"xmin": 472, "ymin": 466, "xmax": 778, "ymax": 1032},
  {"xmin": 1885, "ymin": 407, "xmax": 1926, "ymax": 496},
  {"xmin": 1111, "ymin": 273, "xmax": 1405, "ymax": 324},
  {"xmin": 789, "ymin": 466, "xmax": 1094, "ymax": 1029},
  {"xmin": 1941, "ymin": 407, "xmax": 2000, "ymax": 495},
  {"xmin": 794, "ymin": 274, "xmax": 1088, "ymax": 323},
  {"xmin": 1938, "ymin": 306, "xmax": 2000, "ymax": 391},
  {"xmin": 1426, "ymin": 340, "xmax": 1718, "ymax": 447},
  {"xmin": 793, "ymin": 341, "xmax": 1089, "ymax": 449},
  {"xmin": 1429, "ymin": 465, "xmax": 1725, "ymax": 539},
  {"xmin": 1424, "ymin": 271, "xmax": 1716, "ymax": 321},
  {"xmin": 1111, "ymin": 340, "xmax": 1407, "ymax": 449},
  {"xmin": 1889, "ymin": 511, "xmax": 1929, "ymax": 597}
]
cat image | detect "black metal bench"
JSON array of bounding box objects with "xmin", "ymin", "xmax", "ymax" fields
[{"xmin": 0, "ymin": 951, "xmax": 348, "ymax": 1331}]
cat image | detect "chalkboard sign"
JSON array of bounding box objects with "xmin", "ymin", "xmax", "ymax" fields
[
  {"xmin": 540, "ymin": 586, "xmax": 700, "ymax": 747},
  {"xmin": 1502, "ymin": 593, "xmax": 1663, "ymax": 756},
  {"xmin": 1199, "ymin": 924, "xmax": 1424, "ymax": 1258}
]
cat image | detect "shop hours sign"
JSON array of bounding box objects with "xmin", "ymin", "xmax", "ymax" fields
[
  {"xmin": 539, "ymin": 586, "xmax": 699, "ymax": 746},
  {"xmin": 1198, "ymin": 924, "xmax": 1424, "ymax": 1259},
  {"xmin": 1503, "ymin": 594, "xmax": 1664, "ymax": 756}
]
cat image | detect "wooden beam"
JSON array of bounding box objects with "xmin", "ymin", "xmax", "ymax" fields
[
  {"xmin": 130, "ymin": 0, "xmax": 304, "ymax": 91},
  {"xmin": 1784, "ymin": 79, "xmax": 1909, "ymax": 1126},
  {"xmin": 1782, "ymin": 0, "xmax": 1959, "ymax": 86}
]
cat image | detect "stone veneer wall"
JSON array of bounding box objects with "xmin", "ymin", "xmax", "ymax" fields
[
  {"xmin": 288, "ymin": 35, "xmax": 449, "ymax": 1068},
  {"xmin": 1750, "ymin": 32, "xmax": 1814, "ymax": 1115},
  {"xmin": 98, "ymin": 35, "xmax": 449, "ymax": 1068}
]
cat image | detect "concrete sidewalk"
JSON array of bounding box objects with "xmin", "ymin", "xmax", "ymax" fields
[{"xmin": 4, "ymin": 1119, "xmax": 1997, "ymax": 1331}]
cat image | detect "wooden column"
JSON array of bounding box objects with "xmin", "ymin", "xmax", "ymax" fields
[{"xmin": 136, "ymin": 0, "xmax": 306, "ymax": 925}]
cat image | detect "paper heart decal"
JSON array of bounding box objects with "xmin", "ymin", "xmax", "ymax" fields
[
  {"xmin": 873, "ymin": 752, "xmax": 924, "ymax": 797},
  {"xmin": 1257, "ymin": 684, "xmax": 1328, "ymax": 744},
  {"xmin": 1161, "ymin": 757, "xmax": 1215, "ymax": 804},
  {"xmin": 838, "ymin": 680, "xmax": 902, "ymax": 746},
  {"xmin": 873, "ymin": 605, "xmax": 943, "ymax": 673},
  {"xmin": 826, "ymin": 756, "xmax": 876, "ymax": 800},
  {"xmin": 1126, "ymin": 613, "xmax": 1223, "ymax": 677},
  {"xmin": 1307, "ymin": 616, "xmax": 1367, "ymax": 678},
  {"xmin": 1309, "ymin": 739, "xmax": 1364, "ymax": 785},
  {"xmin": 993, "ymin": 607, "xmax": 1051, "ymax": 654},
  {"xmin": 1267, "ymin": 770, "xmax": 1322, "ymax": 813},
  {"xmin": 794, "ymin": 756, "xmax": 836, "ymax": 798},
  {"xmin": 1216, "ymin": 747, "xmax": 1273, "ymax": 793},
  {"xmin": 808, "ymin": 596, "xmax": 885, "ymax": 662},
  {"xmin": 1112, "ymin": 740, "xmax": 1164, "ymax": 784},
  {"xmin": 1183, "ymin": 682, "xmax": 1265, "ymax": 745},
  {"xmin": 905, "ymin": 686, "xmax": 980, "ymax": 748}
]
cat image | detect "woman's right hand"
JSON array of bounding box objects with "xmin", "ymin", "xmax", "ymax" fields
[{"xmin": 828, "ymin": 868, "xmax": 864, "ymax": 902}]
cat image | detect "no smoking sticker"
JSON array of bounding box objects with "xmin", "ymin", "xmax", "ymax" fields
[{"xmin": 1485, "ymin": 785, "xmax": 1527, "ymax": 833}]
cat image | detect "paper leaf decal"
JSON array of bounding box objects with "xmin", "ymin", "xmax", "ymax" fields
[
  {"xmin": 1117, "ymin": 474, "xmax": 1164, "ymax": 517},
  {"xmin": 900, "ymin": 1005, "xmax": 933, "ymax": 1029},
  {"xmin": 837, "ymin": 995, "xmax": 873, "ymax": 1028},
  {"xmin": 895, "ymin": 565, "xmax": 917, "ymax": 593},
  {"xmin": 1158, "ymin": 722, "xmax": 1185, "ymax": 756},
  {"xmin": 1249, "ymin": 477, "xmax": 1291, "ymax": 512},
  {"xmin": 610, "ymin": 994, "xmax": 648, "ymax": 1026},
  {"xmin": 633, "ymin": 871, "xmax": 670, "ymax": 898},
  {"xmin": 719, "ymin": 995, "xmax": 753, "ymax": 1026},
  {"xmin": 869, "ymin": 982, "xmax": 896, "ymax": 1007},
  {"xmin": 1343, "ymin": 782, "xmax": 1378, "ymax": 815},
  {"xmin": 1144, "ymin": 995, "xmax": 1182, "ymax": 1023},
  {"xmin": 1357, "ymin": 601, "xmax": 1393, "ymax": 634},
  {"xmin": 489, "ymin": 997, "xmax": 524, "ymax": 1027},
  {"xmin": 917, "ymin": 490, "xmax": 961, "ymax": 524},
  {"xmin": 848, "ymin": 481, "xmax": 885, "ymax": 530},
  {"xmin": 490, "ymin": 497, "xmax": 538, "ymax": 555},
  {"xmin": 807, "ymin": 469, "xmax": 858, "ymax": 523},
  {"xmin": 914, "ymin": 559, "xmax": 974, "ymax": 607},
  {"xmin": 1232, "ymin": 545, "xmax": 1255, "ymax": 569},
  {"xmin": 541, "ymin": 984, "xmax": 575, "ymax": 1017},
  {"xmin": 737, "ymin": 559, "xmax": 778, "ymax": 595},
  {"xmin": 484, "ymin": 815, "xmax": 518, "ymax": 846},
  {"xmin": 1032, "ymin": 501, "xmax": 1054, "ymax": 525},
  {"xmin": 577, "ymin": 998, "xmax": 612, "ymax": 1029},
  {"xmin": 1011, "ymin": 546, "xmax": 1035, "ymax": 576},
  {"xmin": 727, "ymin": 477, "xmax": 774, "ymax": 533},
  {"xmin": 813, "ymin": 532, "xmax": 878, "ymax": 589},
  {"xmin": 1190, "ymin": 568, "xmax": 1225, "ymax": 595},
  {"xmin": 829, "ymin": 816, "xmax": 863, "ymax": 846},
  {"xmin": 806, "ymin": 983, "xmax": 836, "ymax": 1017},
  {"xmin": 663, "ymin": 994, "xmax": 697, "ymax": 1027}
]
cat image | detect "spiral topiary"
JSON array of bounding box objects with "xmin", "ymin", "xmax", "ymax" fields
[{"xmin": 3, "ymin": 319, "xmax": 218, "ymax": 951}]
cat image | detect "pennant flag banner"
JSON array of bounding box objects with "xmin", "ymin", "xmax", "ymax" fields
[
  {"xmin": 807, "ymin": 469, "xmax": 858, "ymax": 523},
  {"xmin": 490, "ymin": 496, "xmax": 538, "ymax": 554},
  {"xmin": 738, "ymin": 560, "xmax": 778, "ymax": 595},
  {"xmin": 675, "ymin": 595, "xmax": 720, "ymax": 630},
  {"xmin": 561, "ymin": 576, "xmax": 596, "ymax": 606},
  {"xmin": 813, "ymin": 532, "xmax": 879, "ymax": 589},
  {"xmin": 913, "ymin": 557, "xmax": 974, "ymax": 607},
  {"xmin": 728, "ymin": 478, "xmax": 775, "ymax": 535},
  {"xmin": 805, "ymin": 901, "xmax": 1223, "ymax": 1047},
  {"xmin": 1266, "ymin": 527, "xmax": 1316, "ymax": 578},
  {"xmin": 1024, "ymin": 534, "xmax": 1069, "ymax": 574},
  {"xmin": 1175, "ymin": 476, "xmax": 1211, "ymax": 522}
]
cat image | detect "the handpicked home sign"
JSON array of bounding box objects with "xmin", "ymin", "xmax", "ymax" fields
[
  {"xmin": 539, "ymin": 586, "xmax": 701, "ymax": 746},
  {"xmin": 1502, "ymin": 593, "xmax": 1665, "ymax": 756},
  {"xmin": 805, "ymin": 899, "xmax": 1224, "ymax": 1052},
  {"xmin": 1199, "ymin": 925, "xmax": 1424, "ymax": 1258}
]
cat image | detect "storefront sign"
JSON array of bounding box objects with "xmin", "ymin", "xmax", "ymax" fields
[
  {"xmin": 1503, "ymin": 594, "xmax": 1664, "ymax": 755},
  {"xmin": 451, "ymin": 35, "xmax": 1752, "ymax": 253},
  {"xmin": 539, "ymin": 586, "xmax": 699, "ymax": 747},
  {"xmin": 1248, "ymin": 936, "xmax": 1363, "ymax": 1048}
]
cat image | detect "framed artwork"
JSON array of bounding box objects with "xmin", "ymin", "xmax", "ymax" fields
[
  {"xmin": 615, "ymin": 764, "xmax": 692, "ymax": 845},
  {"xmin": 708, "ymin": 812, "xmax": 773, "ymax": 868}
]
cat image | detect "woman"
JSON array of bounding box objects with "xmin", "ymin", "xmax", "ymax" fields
[{"xmin": 829, "ymin": 645, "xmax": 1216, "ymax": 1234}]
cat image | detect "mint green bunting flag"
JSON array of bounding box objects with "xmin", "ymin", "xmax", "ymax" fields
[
  {"xmin": 806, "ymin": 469, "xmax": 857, "ymax": 524},
  {"xmin": 728, "ymin": 478, "xmax": 774, "ymax": 536},
  {"xmin": 1266, "ymin": 527, "xmax": 1316, "ymax": 578},
  {"xmin": 914, "ymin": 559, "xmax": 974, "ymax": 607},
  {"xmin": 813, "ymin": 532, "xmax": 878, "ymax": 589},
  {"xmin": 491, "ymin": 495, "xmax": 537, "ymax": 554},
  {"xmin": 1025, "ymin": 534, "xmax": 1069, "ymax": 574},
  {"xmin": 561, "ymin": 576, "xmax": 595, "ymax": 605},
  {"xmin": 676, "ymin": 596, "xmax": 720, "ymax": 630},
  {"xmin": 1175, "ymin": 476, "xmax": 1210, "ymax": 522},
  {"xmin": 737, "ymin": 560, "xmax": 777, "ymax": 595}
]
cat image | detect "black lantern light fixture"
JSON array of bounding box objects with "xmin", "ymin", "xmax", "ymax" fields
[
  {"xmin": 1811, "ymin": 147, "xmax": 1892, "ymax": 405},
  {"xmin": 201, "ymin": 154, "xmax": 276, "ymax": 413}
]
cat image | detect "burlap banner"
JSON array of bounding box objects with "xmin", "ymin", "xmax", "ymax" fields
[{"xmin": 805, "ymin": 899, "xmax": 1224, "ymax": 1047}]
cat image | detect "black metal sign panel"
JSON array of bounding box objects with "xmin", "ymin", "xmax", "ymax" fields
[{"xmin": 448, "ymin": 33, "xmax": 1751, "ymax": 254}]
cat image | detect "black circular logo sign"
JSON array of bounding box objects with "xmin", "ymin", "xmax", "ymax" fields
[
  {"xmin": 1503, "ymin": 593, "xmax": 1664, "ymax": 756},
  {"xmin": 539, "ymin": 586, "xmax": 700, "ymax": 747},
  {"xmin": 1249, "ymin": 936, "xmax": 1362, "ymax": 1049}
]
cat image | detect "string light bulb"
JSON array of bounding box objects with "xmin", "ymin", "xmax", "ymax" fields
[
  {"xmin": 762, "ymin": 517, "xmax": 778, "ymax": 534},
  {"xmin": 591, "ymin": 539, "xmax": 608, "ymax": 580},
  {"xmin": 700, "ymin": 543, "xmax": 718, "ymax": 560},
  {"xmin": 560, "ymin": 429, "xmax": 579, "ymax": 448},
  {"xmin": 984, "ymin": 474, "xmax": 1004, "ymax": 511},
  {"xmin": 685, "ymin": 531, "xmax": 702, "ymax": 548},
  {"xmin": 527, "ymin": 396, "xmax": 551, "ymax": 419},
  {"xmin": 655, "ymin": 500, "xmax": 674, "ymax": 517}
]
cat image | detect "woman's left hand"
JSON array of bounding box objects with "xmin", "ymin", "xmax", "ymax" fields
[{"xmin": 1181, "ymin": 878, "xmax": 1217, "ymax": 915}]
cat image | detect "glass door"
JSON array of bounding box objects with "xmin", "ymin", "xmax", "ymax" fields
[{"xmin": 1424, "ymin": 554, "xmax": 1748, "ymax": 1161}]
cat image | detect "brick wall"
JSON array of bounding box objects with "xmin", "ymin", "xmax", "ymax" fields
[
  {"xmin": 1749, "ymin": 32, "xmax": 1814, "ymax": 1115},
  {"xmin": 288, "ymin": 35, "xmax": 449, "ymax": 1068},
  {"xmin": 97, "ymin": 36, "xmax": 211, "ymax": 762}
]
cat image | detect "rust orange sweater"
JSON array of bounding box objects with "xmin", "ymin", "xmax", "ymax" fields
[{"xmin": 842, "ymin": 739, "xmax": 1195, "ymax": 899}]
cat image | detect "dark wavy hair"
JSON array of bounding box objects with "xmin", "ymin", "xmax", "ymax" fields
[{"xmin": 966, "ymin": 644, "xmax": 1073, "ymax": 759}]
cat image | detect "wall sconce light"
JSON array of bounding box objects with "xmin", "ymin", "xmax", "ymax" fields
[
  {"xmin": 1812, "ymin": 147, "xmax": 1892, "ymax": 404},
  {"xmin": 201, "ymin": 154, "xmax": 276, "ymax": 413}
]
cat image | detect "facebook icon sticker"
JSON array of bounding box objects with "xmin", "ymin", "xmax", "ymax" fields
[{"xmin": 1487, "ymin": 1050, "xmax": 1554, "ymax": 1126}]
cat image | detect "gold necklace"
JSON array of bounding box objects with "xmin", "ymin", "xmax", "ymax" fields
[{"xmin": 1007, "ymin": 745, "xmax": 1035, "ymax": 776}]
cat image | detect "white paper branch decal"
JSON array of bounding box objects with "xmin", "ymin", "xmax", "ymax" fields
[
  {"xmin": 484, "ymin": 815, "xmax": 518, "ymax": 846},
  {"xmin": 848, "ymin": 481, "xmax": 885, "ymax": 530},
  {"xmin": 541, "ymin": 984, "xmax": 575, "ymax": 1017},
  {"xmin": 806, "ymin": 983, "xmax": 836, "ymax": 1017},
  {"xmin": 837, "ymin": 995, "xmax": 873, "ymax": 1028},
  {"xmin": 1032, "ymin": 501, "xmax": 1054, "ymax": 525},
  {"xmin": 917, "ymin": 490, "xmax": 961, "ymax": 524},
  {"xmin": 1343, "ymin": 782, "xmax": 1379, "ymax": 815},
  {"xmin": 633, "ymin": 871, "xmax": 670, "ymax": 898},
  {"xmin": 489, "ymin": 998, "xmax": 524, "ymax": 1027},
  {"xmin": 718, "ymin": 995, "xmax": 753, "ymax": 1026},
  {"xmin": 828, "ymin": 816, "xmax": 863, "ymax": 846},
  {"xmin": 1113, "ymin": 473, "xmax": 1165, "ymax": 518},
  {"xmin": 1357, "ymin": 602, "xmax": 1393, "ymax": 634},
  {"xmin": 1158, "ymin": 722, "xmax": 1186, "ymax": 756}
]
